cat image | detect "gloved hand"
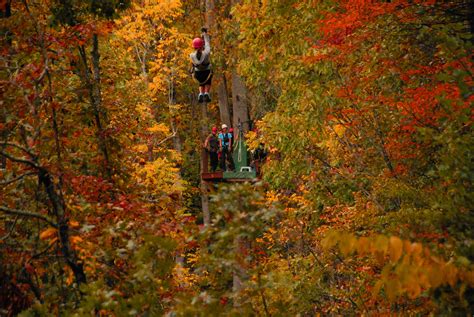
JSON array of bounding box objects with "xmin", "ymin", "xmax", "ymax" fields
[{"xmin": 201, "ymin": 27, "xmax": 208, "ymax": 33}]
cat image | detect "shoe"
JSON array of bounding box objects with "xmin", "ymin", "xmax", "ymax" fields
[
  {"xmin": 198, "ymin": 94, "xmax": 204, "ymax": 103},
  {"xmin": 204, "ymin": 93, "xmax": 211, "ymax": 102}
]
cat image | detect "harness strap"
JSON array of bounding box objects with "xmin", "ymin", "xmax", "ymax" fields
[
  {"xmin": 193, "ymin": 62, "xmax": 210, "ymax": 68},
  {"xmin": 193, "ymin": 68, "xmax": 213, "ymax": 85}
]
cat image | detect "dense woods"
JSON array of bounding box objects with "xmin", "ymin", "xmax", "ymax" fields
[{"xmin": 1, "ymin": 0, "xmax": 473, "ymax": 315}]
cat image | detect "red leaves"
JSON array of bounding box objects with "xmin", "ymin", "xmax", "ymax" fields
[
  {"xmin": 69, "ymin": 175, "xmax": 113, "ymax": 202},
  {"xmin": 397, "ymin": 83, "xmax": 465, "ymax": 131},
  {"xmin": 319, "ymin": 0, "xmax": 403, "ymax": 46}
]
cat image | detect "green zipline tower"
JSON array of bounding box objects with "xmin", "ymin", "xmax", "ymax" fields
[
  {"xmin": 222, "ymin": 124, "xmax": 256, "ymax": 180},
  {"xmin": 201, "ymin": 123, "xmax": 257, "ymax": 182}
]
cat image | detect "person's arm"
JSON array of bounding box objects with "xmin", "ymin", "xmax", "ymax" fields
[
  {"xmin": 229, "ymin": 134, "xmax": 233, "ymax": 151},
  {"xmin": 204, "ymin": 135, "xmax": 209, "ymax": 148},
  {"xmin": 202, "ymin": 33, "xmax": 211, "ymax": 56}
]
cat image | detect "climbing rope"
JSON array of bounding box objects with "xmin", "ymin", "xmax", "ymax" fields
[{"xmin": 237, "ymin": 122, "xmax": 243, "ymax": 163}]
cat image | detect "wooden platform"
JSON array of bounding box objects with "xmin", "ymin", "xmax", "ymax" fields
[
  {"xmin": 201, "ymin": 171, "xmax": 224, "ymax": 181},
  {"xmin": 201, "ymin": 171, "xmax": 259, "ymax": 182}
]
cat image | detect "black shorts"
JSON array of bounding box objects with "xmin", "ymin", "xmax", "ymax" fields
[{"xmin": 194, "ymin": 69, "xmax": 213, "ymax": 86}]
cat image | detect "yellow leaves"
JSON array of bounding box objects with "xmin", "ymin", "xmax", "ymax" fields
[
  {"xmin": 444, "ymin": 263, "xmax": 458, "ymax": 287},
  {"xmin": 389, "ymin": 236, "xmax": 403, "ymax": 262},
  {"xmin": 357, "ymin": 237, "xmax": 371, "ymax": 255},
  {"xmin": 385, "ymin": 278, "xmax": 401, "ymax": 302},
  {"xmin": 133, "ymin": 156, "xmax": 185, "ymax": 196},
  {"xmin": 133, "ymin": 144, "xmax": 149, "ymax": 153},
  {"xmin": 147, "ymin": 123, "xmax": 169, "ymax": 134},
  {"xmin": 173, "ymin": 264, "xmax": 199, "ymax": 288},
  {"xmin": 410, "ymin": 242, "xmax": 423, "ymax": 256},
  {"xmin": 265, "ymin": 190, "xmax": 280, "ymax": 204},
  {"xmin": 338, "ymin": 233, "xmax": 357, "ymax": 256},
  {"xmin": 322, "ymin": 230, "xmax": 474, "ymax": 302},
  {"xmin": 186, "ymin": 252, "xmax": 200, "ymax": 266},
  {"xmin": 245, "ymin": 130, "xmax": 260, "ymax": 151},
  {"xmin": 321, "ymin": 230, "xmax": 338, "ymax": 250},
  {"xmin": 427, "ymin": 263, "xmax": 444, "ymax": 288},
  {"xmin": 135, "ymin": 103, "xmax": 154, "ymax": 121}
]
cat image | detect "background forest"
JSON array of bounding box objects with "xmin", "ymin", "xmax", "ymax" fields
[{"xmin": 1, "ymin": 0, "xmax": 473, "ymax": 315}]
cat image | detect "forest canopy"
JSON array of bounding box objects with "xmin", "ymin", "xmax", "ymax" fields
[{"xmin": 1, "ymin": 0, "xmax": 473, "ymax": 315}]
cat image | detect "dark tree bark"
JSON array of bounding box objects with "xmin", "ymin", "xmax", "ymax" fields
[
  {"xmin": 217, "ymin": 73, "xmax": 232, "ymax": 127},
  {"xmin": 200, "ymin": 99, "xmax": 210, "ymax": 226},
  {"xmin": 78, "ymin": 35, "xmax": 111, "ymax": 179},
  {"xmin": 231, "ymin": 70, "xmax": 250, "ymax": 133}
]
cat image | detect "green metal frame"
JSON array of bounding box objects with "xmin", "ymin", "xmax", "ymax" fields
[{"xmin": 222, "ymin": 128, "xmax": 256, "ymax": 180}]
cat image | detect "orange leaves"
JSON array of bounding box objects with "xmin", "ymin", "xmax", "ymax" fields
[
  {"xmin": 389, "ymin": 236, "xmax": 403, "ymax": 262},
  {"xmin": 39, "ymin": 227, "xmax": 57, "ymax": 240},
  {"xmin": 70, "ymin": 235, "xmax": 83, "ymax": 245},
  {"xmin": 39, "ymin": 227, "xmax": 59, "ymax": 246},
  {"xmin": 322, "ymin": 231, "xmax": 474, "ymax": 301},
  {"xmin": 69, "ymin": 220, "xmax": 80, "ymax": 228}
]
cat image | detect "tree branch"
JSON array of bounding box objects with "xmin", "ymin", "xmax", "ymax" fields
[
  {"xmin": 0, "ymin": 215, "xmax": 19, "ymax": 241},
  {"xmin": 0, "ymin": 149, "xmax": 40, "ymax": 169},
  {"xmin": 0, "ymin": 206, "xmax": 58, "ymax": 228},
  {"xmin": 0, "ymin": 142, "xmax": 36, "ymax": 156},
  {"xmin": 0, "ymin": 171, "xmax": 36, "ymax": 186},
  {"xmin": 155, "ymin": 131, "xmax": 178, "ymax": 147}
]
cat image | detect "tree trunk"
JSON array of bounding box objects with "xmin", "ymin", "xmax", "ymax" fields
[
  {"xmin": 205, "ymin": 0, "xmax": 215, "ymax": 29},
  {"xmin": 0, "ymin": 0, "xmax": 11, "ymax": 169},
  {"xmin": 200, "ymin": 100, "xmax": 210, "ymax": 226},
  {"xmin": 198, "ymin": 0, "xmax": 215, "ymax": 227},
  {"xmin": 217, "ymin": 73, "xmax": 232, "ymax": 127},
  {"xmin": 78, "ymin": 35, "xmax": 111, "ymax": 178},
  {"xmin": 231, "ymin": 70, "xmax": 250, "ymax": 133},
  {"xmin": 38, "ymin": 168, "xmax": 87, "ymax": 285},
  {"xmin": 91, "ymin": 34, "xmax": 111, "ymax": 178},
  {"xmin": 169, "ymin": 76, "xmax": 183, "ymax": 153}
]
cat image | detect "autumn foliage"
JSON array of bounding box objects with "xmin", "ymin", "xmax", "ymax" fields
[{"xmin": 1, "ymin": 0, "xmax": 473, "ymax": 315}]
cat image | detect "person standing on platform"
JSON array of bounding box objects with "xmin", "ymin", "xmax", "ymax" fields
[
  {"xmin": 219, "ymin": 124, "xmax": 234, "ymax": 171},
  {"xmin": 204, "ymin": 126, "xmax": 219, "ymax": 172}
]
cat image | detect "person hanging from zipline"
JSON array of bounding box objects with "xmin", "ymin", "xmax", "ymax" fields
[{"xmin": 190, "ymin": 27, "xmax": 213, "ymax": 103}]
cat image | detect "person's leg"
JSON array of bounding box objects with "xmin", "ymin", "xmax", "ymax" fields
[
  {"xmin": 198, "ymin": 85, "xmax": 205, "ymax": 102},
  {"xmin": 225, "ymin": 149, "xmax": 230, "ymax": 171},
  {"xmin": 220, "ymin": 150, "xmax": 226, "ymax": 171},
  {"xmin": 194, "ymin": 71, "xmax": 205, "ymax": 102},
  {"xmin": 203, "ymin": 85, "xmax": 211, "ymax": 102},
  {"xmin": 203, "ymin": 71, "xmax": 212, "ymax": 102},
  {"xmin": 228, "ymin": 152, "xmax": 235, "ymax": 171},
  {"xmin": 210, "ymin": 152, "xmax": 218, "ymax": 172}
]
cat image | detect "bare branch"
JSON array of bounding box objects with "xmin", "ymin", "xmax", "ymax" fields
[
  {"xmin": 0, "ymin": 142, "xmax": 36, "ymax": 156},
  {"xmin": 0, "ymin": 149, "xmax": 40, "ymax": 169},
  {"xmin": 155, "ymin": 131, "xmax": 178, "ymax": 147},
  {"xmin": 0, "ymin": 215, "xmax": 19, "ymax": 241},
  {"xmin": 0, "ymin": 172, "xmax": 36, "ymax": 186},
  {"xmin": 0, "ymin": 206, "xmax": 57, "ymax": 228}
]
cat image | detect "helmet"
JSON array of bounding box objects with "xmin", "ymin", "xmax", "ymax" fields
[
  {"xmin": 192, "ymin": 37, "xmax": 204, "ymax": 49},
  {"xmin": 229, "ymin": 128, "xmax": 234, "ymax": 133},
  {"xmin": 211, "ymin": 126, "xmax": 217, "ymax": 133},
  {"xmin": 221, "ymin": 124, "xmax": 228, "ymax": 129}
]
